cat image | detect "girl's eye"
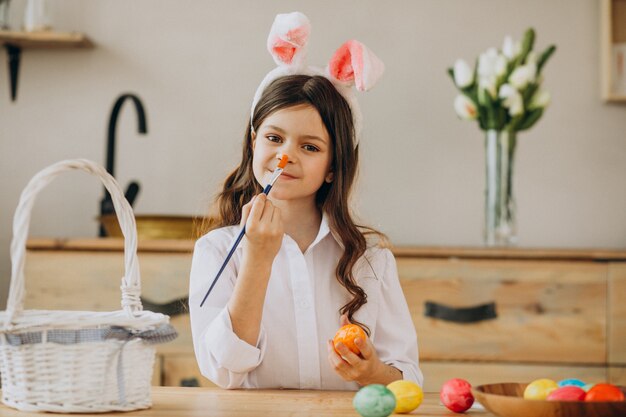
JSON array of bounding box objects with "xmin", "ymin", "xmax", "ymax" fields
[
  {"xmin": 303, "ymin": 144, "xmax": 320, "ymax": 152},
  {"xmin": 266, "ymin": 135, "xmax": 281, "ymax": 143}
]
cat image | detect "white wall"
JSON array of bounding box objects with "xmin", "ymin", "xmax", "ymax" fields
[{"xmin": 1, "ymin": 0, "xmax": 625, "ymax": 307}]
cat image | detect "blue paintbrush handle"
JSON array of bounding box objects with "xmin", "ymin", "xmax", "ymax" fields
[{"xmin": 199, "ymin": 183, "xmax": 274, "ymax": 307}]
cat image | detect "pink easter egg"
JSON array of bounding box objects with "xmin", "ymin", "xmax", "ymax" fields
[
  {"xmin": 547, "ymin": 386, "xmax": 586, "ymax": 401},
  {"xmin": 440, "ymin": 378, "xmax": 474, "ymax": 413}
]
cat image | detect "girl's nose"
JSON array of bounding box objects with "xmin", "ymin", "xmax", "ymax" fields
[{"xmin": 276, "ymin": 152, "xmax": 294, "ymax": 163}]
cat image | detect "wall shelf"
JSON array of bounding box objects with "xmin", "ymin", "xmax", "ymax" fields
[
  {"xmin": 0, "ymin": 30, "xmax": 94, "ymax": 101},
  {"xmin": 601, "ymin": 0, "xmax": 626, "ymax": 103},
  {"xmin": 0, "ymin": 30, "xmax": 93, "ymax": 48}
]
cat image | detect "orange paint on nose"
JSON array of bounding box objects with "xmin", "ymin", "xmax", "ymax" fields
[{"xmin": 277, "ymin": 154, "xmax": 289, "ymax": 169}]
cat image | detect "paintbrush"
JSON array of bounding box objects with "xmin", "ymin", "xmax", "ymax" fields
[{"xmin": 199, "ymin": 154, "xmax": 289, "ymax": 307}]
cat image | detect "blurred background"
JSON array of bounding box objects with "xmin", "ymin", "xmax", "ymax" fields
[{"xmin": 0, "ymin": 0, "xmax": 625, "ymax": 307}]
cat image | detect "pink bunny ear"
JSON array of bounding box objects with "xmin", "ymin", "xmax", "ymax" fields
[
  {"xmin": 328, "ymin": 40, "xmax": 385, "ymax": 91},
  {"xmin": 267, "ymin": 12, "xmax": 311, "ymax": 67}
]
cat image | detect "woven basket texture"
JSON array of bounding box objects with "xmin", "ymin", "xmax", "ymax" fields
[{"xmin": 0, "ymin": 159, "xmax": 172, "ymax": 413}]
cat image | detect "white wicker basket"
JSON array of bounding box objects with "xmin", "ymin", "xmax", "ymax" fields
[{"xmin": 0, "ymin": 159, "xmax": 176, "ymax": 413}]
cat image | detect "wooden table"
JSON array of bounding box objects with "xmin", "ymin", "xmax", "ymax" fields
[{"xmin": 0, "ymin": 386, "xmax": 493, "ymax": 416}]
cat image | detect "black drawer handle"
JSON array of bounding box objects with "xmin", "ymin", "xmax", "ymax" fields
[
  {"xmin": 424, "ymin": 301, "xmax": 497, "ymax": 323},
  {"xmin": 181, "ymin": 377, "xmax": 200, "ymax": 387}
]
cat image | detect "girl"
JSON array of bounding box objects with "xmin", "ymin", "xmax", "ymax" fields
[{"xmin": 189, "ymin": 12, "xmax": 422, "ymax": 390}]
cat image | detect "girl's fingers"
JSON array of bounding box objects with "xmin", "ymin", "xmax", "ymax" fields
[
  {"xmin": 243, "ymin": 194, "xmax": 283, "ymax": 226},
  {"xmin": 327, "ymin": 340, "xmax": 338, "ymax": 359},
  {"xmin": 247, "ymin": 194, "xmax": 267, "ymax": 225},
  {"xmin": 270, "ymin": 206, "xmax": 283, "ymax": 238},
  {"xmin": 263, "ymin": 198, "xmax": 274, "ymax": 222},
  {"xmin": 334, "ymin": 342, "xmax": 361, "ymax": 366},
  {"xmin": 327, "ymin": 342, "xmax": 350, "ymax": 374},
  {"xmin": 240, "ymin": 195, "xmax": 257, "ymax": 227},
  {"xmin": 354, "ymin": 337, "xmax": 374, "ymax": 360},
  {"xmin": 327, "ymin": 340, "xmax": 345, "ymax": 364},
  {"xmin": 270, "ymin": 205, "xmax": 281, "ymax": 224},
  {"xmin": 339, "ymin": 314, "xmax": 350, "ymax": 327}
]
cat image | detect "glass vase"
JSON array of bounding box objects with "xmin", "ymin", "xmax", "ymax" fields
[
  {"xmin": 484, "ymin": 129, "xmax": 517, "ymax": 246},
  {"xmin": 0, "ymin": 0, "xmax": 10, "ymax": 29}
]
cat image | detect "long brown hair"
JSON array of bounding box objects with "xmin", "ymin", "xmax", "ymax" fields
[{"xmin": 199, "ymin": 75, "xmax": 385, "ymax": 333}]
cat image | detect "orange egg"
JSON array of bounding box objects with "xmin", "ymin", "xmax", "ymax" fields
[
  {"xmin": 584, "ymin": 383, "xmax": 625, "ymax": 402},
  {"xmin": 333, "ymin": 324, "xmax": 367, "ymax": 355}
]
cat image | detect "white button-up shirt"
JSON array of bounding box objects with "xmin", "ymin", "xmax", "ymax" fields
[{"xmin": 189, "ymin": 214, "xmax": 422, "ymax": 390}]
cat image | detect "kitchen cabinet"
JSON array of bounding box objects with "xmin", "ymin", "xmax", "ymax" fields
[
  {"xmin": 20, "ymin": 239, "xmax": 626, "ymax": 391},
  {"xmin": 394, "ymin": 246, "xmax": 626, "ymax": 389},
  {"xmin": 601, "ymin": 0, "xmax": 626, "ymax": 102}
]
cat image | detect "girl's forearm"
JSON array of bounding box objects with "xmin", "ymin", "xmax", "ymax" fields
[
  {"xmin": 227, "ymin": 255, "xmax": 273, "ymax": 346},
  {"xmin": 359, "ymin": 363, "xmax": 402, "ymax": 386}
]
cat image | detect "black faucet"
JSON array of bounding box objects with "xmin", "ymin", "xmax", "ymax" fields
[{"xmin": 99, "ymin": 93, "xmax": 148, "ymax": 237}]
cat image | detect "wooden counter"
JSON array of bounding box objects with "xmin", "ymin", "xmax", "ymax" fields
[
  {"xmin": 0, "ymin": 386, "xmax": 492, "ymax": 417},
  {"xmin": 25, "ymin": 238, "xmax": 626, "ymax": 260}
]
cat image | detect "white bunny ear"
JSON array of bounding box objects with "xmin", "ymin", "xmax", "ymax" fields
[
  {"xmin": 267, "ymin": 12, "xmax": 311, "ymax": 68},
  {"xmin": 327, "ymin": 40, "xmax": 385, "ymax": 91}
]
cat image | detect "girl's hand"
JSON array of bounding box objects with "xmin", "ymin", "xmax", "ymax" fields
[
  {"xmin": 240, "ymin": 193, "xmax": 283, "ymax": 261},
  {"xmin": 227, "ymin": 194, "xmax": 282, "ymax": 346},
  {"xmin": 327, "ymin": 315, "xmax": 402, "ymax": 386},
  {"xmin": 327, "ymin": 334, "xmax": 384, "ymax": 386}
]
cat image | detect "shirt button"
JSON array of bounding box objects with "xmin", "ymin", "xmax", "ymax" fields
[{"xmin": 300, "ymin": 299, "xmax": 310, "ymax": 309}]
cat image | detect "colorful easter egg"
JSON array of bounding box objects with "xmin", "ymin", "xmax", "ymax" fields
[
  {"xmin": 440, "ymin": 378, "xmax": 474, "ymax": 413},
  {"xmin": 334, "ymin": 324, "xmax": 367, "ymax": 355},
  {"xmin": 387, "ymin": 380, "xmax": 423, "ymax": 413},
  {"xmin": 353, "ymin": 384, "xmax": 396, "ymax": 417},
  {"xmin": 547, "ymin": 386, "xmax": 586, "ymax": 401},
  {"xmin": 584, "ymin": 383, "xmax": 625, "ymax": 402},
  {"xmin": 557, "ymin": 378, "xmax": 586, "ymax": 388},
  {"xmin": 523, "ymin": 379, "xmax": 558, "ymax": 400}
]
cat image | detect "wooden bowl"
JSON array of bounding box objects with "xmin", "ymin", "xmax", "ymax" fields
[
  {"xmin": 472, "ymin": 383, "xmax": 626, "ymax": 417},
  {"xmin": 100, "ymin": 214, "xmax": 197, "ymax": 240}
]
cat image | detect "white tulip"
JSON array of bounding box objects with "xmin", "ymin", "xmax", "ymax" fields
[
  {"xmin": 529, "ymin": 89, "xmax": 551, "ymax": 109},
  {"xmin": 479, "ymin": 47, "xmax": 507, "ymax": 88},
  {"xmin": 454, "ymin": 94, "xmax": 478, "ymax": 120},
  {"xmin": 499, "ymin": 84, "xmax": 524, "ymax": 116},
  {"xmin": 509, "ymin": 62, "xmax": 537, "ymax": 89},
  {"xmin": 495, "ymin": 55, "xmax": 507, "ymax": 77},
  {"xmin": 502, "ymin": 36, "xmax": 521, "ymax": 60},
  {"xmin": 453, "ymin": 59, "xmax": 474, "ymax": 88},
  {"xmin": 478, "ymin": 48, "xmax": 499, "ymax": 78},
  {"xmin": 502, "ymin": 36, "xmax": 515, "ymax": 59}
]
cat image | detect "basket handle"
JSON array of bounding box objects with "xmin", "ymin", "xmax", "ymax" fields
[{"xmin": 6, "ymin": 159, "xmax": 143, "ymax": 326}]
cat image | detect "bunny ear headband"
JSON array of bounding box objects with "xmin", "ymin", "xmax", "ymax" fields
[{"xmin": 250, "ymin": 11, "xmax": 385, "ymax": 147}]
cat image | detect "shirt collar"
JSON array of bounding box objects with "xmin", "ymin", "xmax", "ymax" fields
[
  {"xmin": 309, "ymin": 211, "xmax": 331, "ymax": 249},
  {"xmin": 288, "ymin": 211, "xmax": 344, "ymax": 253},
  {"xmin": 321, "ymin": 211, "xmax": 346, "ymax": 250},
  {"xmin": 320, "ymin": 213, "xmax": 346, "ymax": 249}
]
